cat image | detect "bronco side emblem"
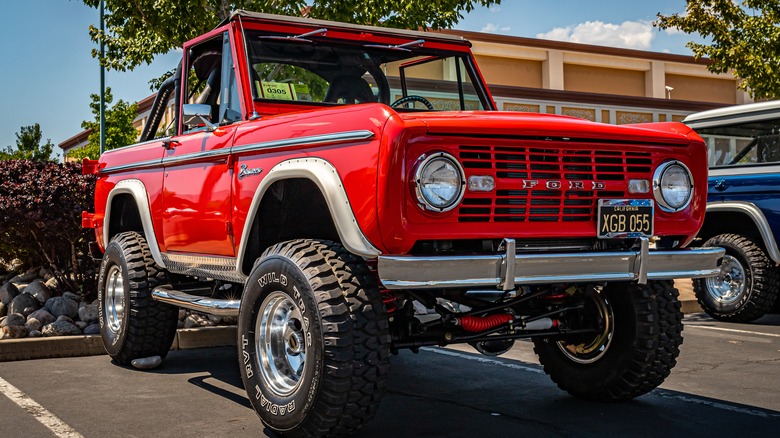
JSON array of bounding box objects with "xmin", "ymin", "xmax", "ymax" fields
[{"xmin": 238, "ymin": 164, "xmax": 263, "ymax": 179}]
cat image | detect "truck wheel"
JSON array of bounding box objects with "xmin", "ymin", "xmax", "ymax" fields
[
  {"xmin": 533, "ymin": 280, "xmax": 683, "ymax": 401},
  {"xmin": 238, "ymin": 239, "xmax": 390, "ymax": 437},
  {"xmin": 693, "ymin": 234, "xmax": 779, "ymax": 322},
  {"xmin": 97, "ymin": 231, "xmax": 178, "ymax": 365}
]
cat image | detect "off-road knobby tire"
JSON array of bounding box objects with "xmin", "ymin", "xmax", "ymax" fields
[
  {"xmin": 97, "ymin": 231, "xmax": 179, "ymax": 365},
  {"xmin": 693, "ymin": 233, "xmax": 779, "ymax": 322},
  {"xmin": 532, "ymin": 280, "xmax": 683, "ymax": 401},
  {"xmin": 238, "ymin": 239, "xmax": 390, "ymax": 437}
]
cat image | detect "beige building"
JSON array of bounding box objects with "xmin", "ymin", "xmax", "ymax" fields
[{"xmin": 59, "ymin": 30, "xmax": 740, "ymax": 156}]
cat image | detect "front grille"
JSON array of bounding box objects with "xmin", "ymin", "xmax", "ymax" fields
[{"xmin": 458, "ymin": 144, "xmax": 652, "ymax": 223}]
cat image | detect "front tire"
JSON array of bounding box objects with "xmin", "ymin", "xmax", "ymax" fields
[
  {"xmin": 533, "ymin": 280, "xmax": 683, "ymax": 401},
  {"xmin": 238, "ymin": 239, "xmax": 390, "ymax": 437},
  {"xmin": 97, "ymin": 232, "xmax": 179, "ymax": 365},
  {"xmin": 693, "ymin": 233, "xmax": 779, "ymax": 322}
]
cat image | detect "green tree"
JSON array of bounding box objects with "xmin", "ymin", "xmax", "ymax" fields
[
  {"xmin": 67, "ymin": 87, "xmax": 139, "ymax": 161},
  {"xmin": 83, "ymin": 0, "xmax": 501, "ymax": 72},
  {"xmin": 655, "ymin": 0, "xmax": 780, "ymax": 99},
  {"xmin": 0, "ymin": 124, "xmax": 54, "ymax": 161}
]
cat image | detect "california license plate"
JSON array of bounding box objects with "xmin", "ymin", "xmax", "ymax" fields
[{"xmin": 597, "ymin": 199, "xmax": 653, "ymax": 238}]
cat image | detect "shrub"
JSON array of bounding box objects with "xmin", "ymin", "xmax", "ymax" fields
[{"xmin": 0, "ymin": 160, "xmax": 96, "ymax": 295}]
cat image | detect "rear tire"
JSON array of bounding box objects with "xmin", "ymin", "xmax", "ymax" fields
[
  {"xmin": 238, "ymin": 239, "xmax": 390, "ymax": 437},
  {"xmin": 97, "ymin": 231, "xmax": 178, "ymax": 365},
  {"xmin": 693, "ymin": 234, "xmax": 779, "ymax": 322},
  {"xmin": 533, "ymin": 280, "xmax": 683, "ymax": 401}
]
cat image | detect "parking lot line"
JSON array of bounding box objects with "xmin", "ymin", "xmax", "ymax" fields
[
  {"xmin": 0, "ymin": 376, "xmax": 83, "ymax": 438},
  {"xmin": 422, "ymin": 346, "xmax": 543, "ymax": 374},
  {"xmin": 684, "ymin": 325, "xmax": 780, "ymax": 339}
]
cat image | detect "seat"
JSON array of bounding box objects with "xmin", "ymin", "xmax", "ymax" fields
[{"xmin": 324, "ymin": 76, "xmax": 375, "ymax": 104}]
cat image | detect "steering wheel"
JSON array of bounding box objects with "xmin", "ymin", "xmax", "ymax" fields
[{"xmin": 391, "ymin": 95, "xmax": 434, "ymax": 110}]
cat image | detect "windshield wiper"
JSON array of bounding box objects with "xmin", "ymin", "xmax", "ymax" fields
[
  {"xmin": 259, "ymin": 28, "xmax": 327, "ymax": 43},
  {"xmin": 364, "ymin": 39, "xmax": 425, "ymax": 52}
]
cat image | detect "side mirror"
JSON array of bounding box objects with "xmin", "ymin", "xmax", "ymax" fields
[{"xmin": 182, "ymin": 104, "xmax": 217, "ymax": 131}]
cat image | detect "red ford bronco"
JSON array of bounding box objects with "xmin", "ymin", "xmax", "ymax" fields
[{"xmin": 84, "ymin": 11, "xmax": 724, "ymax": 437}]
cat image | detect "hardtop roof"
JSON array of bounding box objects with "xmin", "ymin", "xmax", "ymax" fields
[
  {"xmin": 684, "ymin": 100, "xmax": 780, "ymax": 128},
  {"xmin": 226, "ymin": 10, "xmax": 471, "ymax": 47}
]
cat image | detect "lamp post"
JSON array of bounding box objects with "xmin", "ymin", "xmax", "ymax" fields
[{"xmin": 99, "ymin": 0, "xmax": 106, "ymax": 155}]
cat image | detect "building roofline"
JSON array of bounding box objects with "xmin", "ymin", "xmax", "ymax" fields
[
  {"xmin": 58, "ymin": 129, "xmax": 91, "ymax": 150},
  {"xmin": 442, "ymin": 29, "xmax": 712, "ymax": 66}
]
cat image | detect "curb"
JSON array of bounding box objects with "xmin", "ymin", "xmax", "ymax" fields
[
  {"xmin": 0, "ymin": 326, "xmax": 237, "ymax": 363},
  {"xmin": 1, "ymin": 301, "xmax": 705, "ymax": 362}
]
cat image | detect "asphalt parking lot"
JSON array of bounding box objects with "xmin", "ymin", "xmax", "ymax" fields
[{"xmin": 1, "ymin": 313, "xmax": 779, "ymax": 437}]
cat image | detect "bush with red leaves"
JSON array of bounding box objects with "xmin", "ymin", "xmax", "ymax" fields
[{"xmin": 0, "ymin": 160, "xmax": 96, "ymax": 296}]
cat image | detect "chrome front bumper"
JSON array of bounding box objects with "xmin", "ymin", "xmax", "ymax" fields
[{"xmin": 377, "ymin": 239, "xmax": 725, "ymax": 290}]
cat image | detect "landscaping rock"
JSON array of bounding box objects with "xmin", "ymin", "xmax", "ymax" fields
[
  {"xmin": 0, "ymin": 302, "xmax": 6, "ymax": 318},
  {"xmin": 131, "ymin": 356, "xmax": 162, "ymax": 370},
  {"xmin": 28, "ymin": 309, "xmax": 55, "ymax": 326},
  {"xmin": 10, "ymin": 268, "xmax": 39, "ymax": 284},
  {"xmin": 1, "ymin": 312, "xmax": 25, "ymax": 327},
  {"xmin": 41, "ymin": 320, "xmax": 81, "ymax": 337},
  {"xmin": 56, "ymin": 315, "xmax": 75, "ymax": 324},
  {"xmin": 9, "ymin": 293, "xmax": 39, "ymax": 315},
  {"xmin": 28, "ymin": 330, "xmax": 42, "ymax": 338},
  {"xmin": 24, "ymin": 280, "xmax": 52, "ymax": 305},
  {"xmin": 75, "ymin": 321, "xmax": 88, "ymax": 330},
  {"xmin": 45, "ymin": 296, "xmax": 79, "ymax": 319},
  {"xmin": 83, "ymin": 323, "xmax": 101, "ymax": 335},
  {"xmin": 207, "ymin": 315, "xmax": 224, "ymax": 325},
  {"xmin": 44, "ymin": 277, "xmax": 58, "ymax": 290},
  {"xmin": 178, "ymin": 309, "xmax": 187, "ymax": 321},
  {"xmin": 184, "ymin": 314, "xmax": 214, "ymax": 328},
  {"xmin": 22, "ymin": 307, "xmax": 36, "ymax": 318},
  {"xmin": 63, "ymin": 292, "xmax": 82, "ymax": 303},
  {"xmin": 0, "ymin": 282, "xmax": 19, "ymax": 305},
  {"xmin": 78, "ymin": 302, "xmax": 99, "ymax": 323},
  {"xmin": 0, "ymin": 325, "xmax": 28, "ymax": 339},
  {"xmin": 25, "ymin": 317, "xmax": 42, "ymax": 332},
  {"xmin": 38, "ymin": 268, "xmax": 53, "ymax": 281}
]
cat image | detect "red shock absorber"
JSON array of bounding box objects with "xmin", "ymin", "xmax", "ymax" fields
[
  {"xmin": 454, "ymin": 313, "xmax": 514, "ymax": 332},
  {"xmin": 365, "ymin": 259, "xmax": 398, "ymax": 314}
]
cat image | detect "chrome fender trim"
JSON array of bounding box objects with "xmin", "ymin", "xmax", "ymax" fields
[
  {"xmin": 104, "ymin": 179, "xmax": 167, "ymax": 268},
  {"xmin": 237, "ymin": 157, "xmax": 381, "ymax": 274},
  {"xmin": 706, "ymin": 201, "xmax": 780, "ymax": 264}
]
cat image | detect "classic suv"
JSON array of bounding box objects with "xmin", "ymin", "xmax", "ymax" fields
[
  {"xmin": 83, "ymin": 11, "xmax": 723, "ymax": 437},
  {"xmin": 684, "ymin": 101, "xmax": 780, "ymax": 322}
]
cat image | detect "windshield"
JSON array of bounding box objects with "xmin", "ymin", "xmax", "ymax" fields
[
  {"xmin": 244, "ymin": 30, "xmax": 489, "ymax": 111},
  {"xmin": 694, "ymin": 118, "xmax": 780, "ymax": 167}
]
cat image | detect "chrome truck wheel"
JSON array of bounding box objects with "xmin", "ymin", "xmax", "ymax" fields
[
  {"xmin": 97, "ymin": 231, "xmax": 178, "ymax": 365},
  {"xmin": 238, "ymin": 239, "xmax": 390, "ymax": 436},
  {"xmin": 534, "ymin": 280, "xmax": 683, "ymax": 401},
  {"xmin": 694, "ymin": 233, "xmax": 779, "ymax": 322}
]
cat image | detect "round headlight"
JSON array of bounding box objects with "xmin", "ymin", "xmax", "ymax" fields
[
  {"xmin": 653, "ymin": 161, "xmax": 693, "ymax": 212},
  {"xmin": 415, "ymin": 152, "xmax": 465, "ymax": 212}
]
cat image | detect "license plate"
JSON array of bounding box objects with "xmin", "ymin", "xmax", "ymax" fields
[{"xmin": 597, "ymin": 199, "xmax": 653, "ymax": 238}]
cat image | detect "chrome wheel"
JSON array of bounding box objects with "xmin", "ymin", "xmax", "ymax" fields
[
  {"xmin": 704, "ymin": 254, "xmax": 746, "ymax": 305},
  {"xmin": 104, "ymin": 265, "xmax": 125, "ymax": 335},
  {"xmin": 256, "ymin": 291, "xmax": 307, "ymax": 397},
  {"xmin": 557, "ymin": 291, "xmax": 614, "ymax": 364}
]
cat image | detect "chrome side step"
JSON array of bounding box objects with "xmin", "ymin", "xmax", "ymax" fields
[{"xmin": 151, "ymin": 287, "xmax": 240, "ymax": 317}]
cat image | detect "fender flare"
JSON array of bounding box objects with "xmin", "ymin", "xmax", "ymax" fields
[
  {"xmin": 706, "ymin": 201, "xmax": 780, "ymax": 264},
  {"xmin": 236, "ymin": 157, "xmax": 381, "ymax": 274},
  {"xmin": 104, "ymin": 179, "xmax": 167, "ymax": 268}
]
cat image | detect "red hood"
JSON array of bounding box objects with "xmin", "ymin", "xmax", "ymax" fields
[{"xmin": 398, "ymin": 111, "xmax": 695, "ymax": 145}]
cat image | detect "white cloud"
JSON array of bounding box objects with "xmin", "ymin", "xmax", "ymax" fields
[
  {"xmin": 481, "ymin": 22, "xmax": 511, "ymax": 33},
  {"xmin": 489, "ymin": 5, "xmax": 501, "ymax": 13},
  {"xmin": 481, "ymin": 23, "xmax": 498, "ymax": 33},
  {"xmin": 536, "ymin": 20, "xmax": 655, "ymax": 50}
]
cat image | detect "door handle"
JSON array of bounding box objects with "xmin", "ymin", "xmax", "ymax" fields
[
  {"xmin": 714, "ymin": 179, "xmax": 727, "ymax": 191},
  {"xmin": 162, "ymin": 139, "xmax": 181, "ymax": 150}
]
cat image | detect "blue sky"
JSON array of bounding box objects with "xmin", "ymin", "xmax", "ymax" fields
[{"xmin": 0, "ymin": 1, "xmax": 701, "ymax": 156}]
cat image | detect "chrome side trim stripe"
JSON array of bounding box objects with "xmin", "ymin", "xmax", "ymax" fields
[
  {"xmin": 101, "ymin": 159, "xmax": 162, "ymax": 174},
  {"xmin": 99, "ymin": 130, "xmax": 375, "ymax": 174},
  {"xmin": 231, "ymin": 130, "xmax": 375, "ymax": 155},
  {"xmin": 706, "ymin": 201, "xmax": 780, "ymax": 264},
  {"xmin": 161, "ymin": 253, "xmax": 247, "ymax": 284}
]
